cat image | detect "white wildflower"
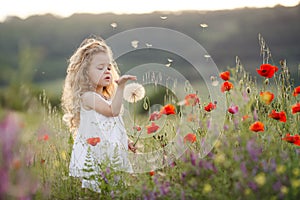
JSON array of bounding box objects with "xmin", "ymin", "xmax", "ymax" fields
[{"xmin": 123, "ymin": 83, "xmax": 145, "ymax": 103}]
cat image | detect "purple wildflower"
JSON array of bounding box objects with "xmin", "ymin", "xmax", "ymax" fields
[
  {"xmin": 240, "ymin": 162, "xmax": 248, "ymax": 177},
  {"xmin": 246, "ymin": 138, "xmax": 262, "ymax": 162},
  {"xmin": 253, "ymin": 109, "xmax": 258, "ymax": 121},
  {"xmin": 248, "ymin": 181, "xmax": 258, "ymax": 191}
]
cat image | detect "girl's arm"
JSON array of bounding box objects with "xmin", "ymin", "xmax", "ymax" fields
[{"xmin": 82, "ymin": 75, "xmax": 136, "ymax": 117}]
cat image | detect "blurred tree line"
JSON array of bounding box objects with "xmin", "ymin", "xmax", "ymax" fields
[{"xmin": 0, "ymin": 4, "xmax": 299, "ymax": 110}]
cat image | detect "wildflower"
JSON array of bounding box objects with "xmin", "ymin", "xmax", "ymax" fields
[
  {"xmin": 38, "ymin": 134, "xmax": 49, "ymax": 141},
  {"xmin": 184, "ymin": 133, "xmax": 196, "ymax": 143},
  {"xmin": 268, "ymin": 110, "xmax": 287, "ymax": 122},
  {"xmin": 221, "ymin": 81, "xmax": 234, "ymax": 92},
  {"xmin": 280, "ymin": 186, "xmax": 288, "ymax": 194},
  {"xmin": 256, "ymin": 64, "xmax": 278, "ymax": 78},
  {"xmin": 133, "ymin": 125, "xmax": 141, "ymax": 131},
  {"xmin": 293, "ymin": 86, "xmax": 300, "ymax": 97},
  {"xmin": 204, "ymin": 102, "xmax": 216, "ymax": 112},
  {"xmin": 123, "ymin": 82, "xmax": 145, "ymax": 103},
  {"xmin": 291, "ymin": 179, "xmax": 300, "ymax": 188},
  {"xmin": 276, "ymin": 165, "xmax": 286, "ymax": 175},
  {"xmin": 149, "ymin": 111, "xmax": 162, "ymax": 121},
  {"xmin": 214, "ymin": 153, "xmax": 225, "ymax": 164},
  {"xmin": 228, "ymin": 105, "xmax": 239, "ymax": 114},
  {"xmin": 160, "ymin": 104, "xmax": 176, "ymax": 115},
  {"xmin": 249, "ymin": 121, "xmax": 264, "ymax": 132},
  {"xmin": 282, "ymin": 133, "xmax": 300, "ymax": 146},
  {"xmin": 184, "ymin": 93, "xmax": 200, "ymax": 106},
  {"xmin": 220, "ymin": 71, "xmax": 230, "ymax": 81},
  {"xmin": 203, "ymin": 183, "xmax": 212, "ymax": 194},
  {"xmin": 254, "ymin": 173, "xmax": 266, "ymax": 186},
  {"xmin": 293, "ymin": 168, "xmax": 300, "ymax": 176},
  {"xmin": 260, "ymin": 91, "xmax": 274, "ymax": 105},
  {"xmin": 60, "ymin": 151, "xmax": 67, "ymax": 161},
  {"xmin": 291, "ymin": 103, "xmax": 300, "ymax": 114},
  {"xmin": 86, "ymin": 137, "xmax": 101, "ymax": 146},
  {"xmin": 147, "ymin": 122, "xmax": 160, "ymax": 134},
  {"xmin": 242, "ymin": 115, "xmax": 249, "ymax": 121},
  {"xmin": 149, "ymin": 170, "xmax": 155, "ymax": 176}
]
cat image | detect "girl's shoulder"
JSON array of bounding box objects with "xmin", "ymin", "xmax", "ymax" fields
[
  {"xmin": 81, "ymin": 91, "xmax": 106, "ymax": 100},
  {"xmin": 81, "ymin": 91, "xmax": 110, "ymax": 110}
]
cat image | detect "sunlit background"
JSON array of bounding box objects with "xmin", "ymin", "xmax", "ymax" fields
[{"xmin": 0, "ymin": 0, "xmax": 299, "ymax": 21}]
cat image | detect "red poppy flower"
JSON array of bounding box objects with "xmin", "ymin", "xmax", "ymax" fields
[
  {"xmin": 282, "ymin": 133, "xmax": 300, "ymax": 143},
  {"xmin": 86, "ymin": 137, "xmax": 101, "ymax": 146},
  {"xmin": 149, "ymin": 170, "xmax": 155, "ymax": 176},
  {"xmin": 184, "ymin": 133, "xmax": 197, "ymax": 143},
  {"xmin": 149, "ymin": 111, "xmax": 162, "ymax": 121},
  {"xmin": 249, "ymin": 121, "xmax": 264, "ymax": 132},
  {"xmin": 185, "ymin": 94, "xmax": 200, "ymax": 106},
  {"xmin": 220, "ymin": 71, "xmax": 230, "ymax": 81},
  {"xmin": 293, "ymin": 86, "xmax": 300, "ymax": 97},
  {"xmin": 256, "ymin": 64, "xmax": 278, "ymax": 78},
  {"xmin": 204, "ymin": 102, "xmax": 216, "ymax": 112},
  {"xmin": 260, "ymin": 91, "xmax": 274, "ymax": 105},
  {"xmin": 221, "ymin": 81, "xmax": 234, "ymax": 93},
  {"xmin": 228, "ymin": 105, "xmax": 239, "ymax": 114},
  {"xmin": 160, "ymin": 104, "xmax": 176, "ymax": 115},
  {"xmin": 291, "ymin": 103, "xmax": 300, "ymax": 114},
  {"xmin": 147, "ymin": 122, "xmax": 160, "ymax": 134},
  {"xmin": 268, "ymin": 110, "xmax": 287, "ymax": 122},
  {"xmin": 38, "ymin": 134, "xmax": 49, "ymax": 141},
  {"xmin": 294, "ymin": 140, "xmax": 300, "ymax": 146},
  {"xmin": 242, "ymin": 115, "xmax": 249, "ymax": 121},
  {"xmin": 133, "ymin": 125, "xmax": 142, "ymax": 131}
]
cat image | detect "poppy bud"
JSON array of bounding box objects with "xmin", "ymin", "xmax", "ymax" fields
[{"xmin": 264, "ymin": 79, "xmax": 269, "ymax": 85}]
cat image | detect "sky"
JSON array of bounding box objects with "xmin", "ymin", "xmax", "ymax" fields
[{"xmin": 0, "ymin": 0, "xmax": 299, "ymax": 22}]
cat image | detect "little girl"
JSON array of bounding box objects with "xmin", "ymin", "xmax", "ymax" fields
[{"xmin": 61, "ymin": 36, "xmax": 137, "ymax": 192}]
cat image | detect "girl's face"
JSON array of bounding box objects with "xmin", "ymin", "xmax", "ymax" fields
[{"xmin": 87, "ymin": 52, "xmax": 113, "ymax": 89}]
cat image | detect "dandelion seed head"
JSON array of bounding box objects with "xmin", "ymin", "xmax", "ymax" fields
[
  {"xmin": 131, "ymin": 40, "xmax": 139, "ymax": 49},
  {"xmin": 123, "ymin": 83, "xmax": 145, "ymax": 103},
  {"xmin": 110, "ymin": 22, "xmax": 117, "ymax": 28},
  {"xmin": 146, "ymin": 43, "xmax": 152, "ymax": 48},
  {"xmin": 200, "ymin": 23, "xmax": 208, "ymax": 28}
]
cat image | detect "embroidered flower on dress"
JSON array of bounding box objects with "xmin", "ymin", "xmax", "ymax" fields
[
  {"xmin": 86, "ymin": 137, "xmax": 101, "ymax": 146},
  {"xmin": 123, "ymin": 82, "xmax": 145, "ymax": 103}
]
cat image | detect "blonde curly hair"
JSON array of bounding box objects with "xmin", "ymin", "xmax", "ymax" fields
[{"xmin": 61, "ymin": 36, "xmax": 120, "ymax": 131}]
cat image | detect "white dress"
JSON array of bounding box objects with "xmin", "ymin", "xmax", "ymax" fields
[{"xmin": 69, "ymin": 92, "xmax": 133, "ymax": 184}]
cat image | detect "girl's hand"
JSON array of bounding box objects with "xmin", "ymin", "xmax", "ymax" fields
[
  {"xmin": 128, "ymin": 141, "xmax": 137, "ymax": 153},
  {"xmin": 115, "ymin": 75, "xmax": 137, "ymax": 86}
]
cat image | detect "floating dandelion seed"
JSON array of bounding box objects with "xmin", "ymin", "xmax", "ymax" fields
[
  {"xmin": 124, "ymin": 83, "xmax": 145, "ymax": 103},
  {"xmin": 131, "ymin": 40, "xmax": 139, "ymax": 49},
  {"xmin": 110, "ymin": 22, "xmax": 117, "ymax": 28},
  {"xmin": 146, "ymin": 43, "xmax": 152, "ymax": 48},
  {"xmin": 167, "ymin": 58, "xmax": 173, "ymax": 63},
  {"xmin": 210, "ymin": 76, "xmax": 219, "ymax": 86},
  {"xmin": 160, "ymin": 16, "xmax": 167, "ymax": 20},
  {"xmin": 200, "ymin": 23, "xmax": 208, "ymax": 28}
]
